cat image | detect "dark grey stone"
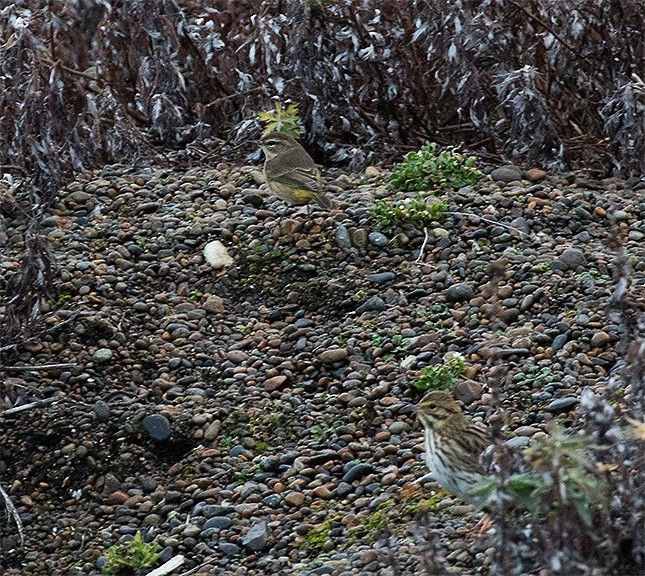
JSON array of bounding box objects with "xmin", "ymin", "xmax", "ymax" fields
[
  {"xmin": 551, "ymin": 334, "xmax": 568, "ymax": 351},
  {"xmin": 368, "ymin": 231, "xmax": 388, "ymax": 247},
  {"xmin": 142, "ymin": 414, "xmax": 171, "ymax": 442},
  {"xmin": 356, "ymin": 296, "xmax": 386, "ymax": 314},
  {"xmin": 446, "ymin": 283, "xmax": 475, "ymax": 302},
  {"xmin": 546, "ymin": 396, "xmax": 579, "ymax": 413},
  {"xmin": 558, "ymin": 248, "xmax": 585, "ymax": 270},
  {"xmin": 365, "ymin": 271, "xmax": 395, "ymax": 284},
  {"xmin": 201, "ymin": 504, "xmax": 235, "ymax": 518},
  {"xmin": 334, "ymin": 482, "xmax": 354, "ymax": 497},
  {"xmin": 219, "ymin": 542, "xmax": 241, "ymax": 555},
  {"xmin": 491, "ymin": 165, "xmax": 523, "ymax": 182},
  {"xmin": 241, "ymin": 520, "xmax": 270, "ymax": 551},
  {"xmin": 92, "ymin": 400, "xmax": 111, "ymax": 422},
  {"xmin": 204, "ymin": 516, "xmax": 233, "ymax": 530},
  {"xmin": 341, "ymin": 462, "xmax": 374, "ymax": 483}
]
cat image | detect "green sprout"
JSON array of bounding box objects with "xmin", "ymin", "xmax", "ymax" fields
[
  {"xmin": 258, "ymin": 101, "xmax": 301, "ymax": 138},
  {"xmin": 371, "ymin": 196, "xmax": 447, "ymax": 232},
  {"xmin": 101, "ymin": 531, "xmax": 160, "ymax": 575}
]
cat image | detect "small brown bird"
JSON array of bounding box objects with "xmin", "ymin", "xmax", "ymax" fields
[
  {"xmin": 416, "ymin": 390, "xmax": 489, "ymax": 503},
  {"xmin": 259, "ymin": 131, "xmax": 332, "ymax": 209}
]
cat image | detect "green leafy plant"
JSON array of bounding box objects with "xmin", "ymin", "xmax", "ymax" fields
[
  {"xmin": 412, "ymin": 354, "xmax": 466, "ymax": 391},
  {"xmin": 371, "ymin": 196, "xmax": 447, "ymax": 231},
  {"xmin": 419, "ymin": 304, "xmax": 450, "ymax": 331},
  {"xmin": 512, "ymin": 365, "xmax": 552, "ymax": 388},
  {"xmin": 390, "ymin": 143, "xmax": 482, "ymax": 191},
  {"xmin": 101, "ymin": 531, "xmax": 160, "ymax": 575},
  {"xmin": 258, "ymin": 101, "xmax": 301, "ymax": 138},
  {"xmin": 524, "ymin": 427, "xmax": 604, "ymax": 526},
  {"xmin": 473, "ymin": 426, "xmax": 604, "ymax": 527}
]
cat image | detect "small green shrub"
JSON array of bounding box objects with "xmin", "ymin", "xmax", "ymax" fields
[
  {"xmin": 473, "ymin": 426, "xmax": 604, "ymax": 527},
  {"xmin": 371, "ymin": 196, "xmax": 447, "ymax": 231},
  {"xmin": 512, "ymin": 365, "xmax": 552, "ymax": 388},
  {"xmin": 101, "ymin": 531, "xmax": 160, "ymax": 575},
  {"xmin": 390, "ymin": 143, "xmax": 483, "ymax": 191},
  {"xmin": 258, "ymin": 101, "xmax": 301, "ymax": 138},
  {"xmin": 412, "ymin": 354, "xmax": 466, "ymax": 391}
]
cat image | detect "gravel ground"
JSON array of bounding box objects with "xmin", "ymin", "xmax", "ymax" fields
[{"xmin": 0, "ymin": 160, "xmax": 643, "ymax": 576}]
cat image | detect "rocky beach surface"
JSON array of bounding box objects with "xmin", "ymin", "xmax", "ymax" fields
[{"xmin": 1, "ymin": 161, "xmax": 643, "ymax": 575}]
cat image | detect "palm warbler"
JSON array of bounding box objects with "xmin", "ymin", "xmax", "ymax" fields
[{"xmin": 259, "ymin": 132, "xmax": 332, "ymax": 209}]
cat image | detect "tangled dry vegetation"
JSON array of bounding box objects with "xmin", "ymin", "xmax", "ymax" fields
[
  {"xmin": 1, "ymin": 0, "xmax": 644, "ymax": 338},
  {"xmin": 0, "ymin": 1, "xmax": 644, "ymax": 575}
]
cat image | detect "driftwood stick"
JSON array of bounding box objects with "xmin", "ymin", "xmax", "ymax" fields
[
  {"xmin": 0, "ymin": 483, "xmax": 24, "ymax": 546},
  {"xmin": 145, "ymin": 555, "xmax": 185, "ymax": 576},
  {"xmin": 447, "ymin": 211, "xmax": 531, "ymax": 237},
  {"xmin": 0, "ymin": 363, "xmax": 77, "ymax": 372},
  {"xmin": 416, "ymin": 227, "xmax": 430, "ymax": 263},
  {"xmin": 1, "ymin": 397, "xmax": 58, "ymax": 416}
]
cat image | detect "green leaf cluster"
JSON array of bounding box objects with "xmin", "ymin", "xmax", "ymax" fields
[
  {"xmin": 390, "ymin": 143, "xmax": 482, "ymax": 191},
  {"xmin": 412, "ymin": 355, "xmax": 465, "ymax": 391},
  {"xmin": 371, "ymin": 196, "xmax": 447, "ymax": 231},
  {"xmin": 471, "ymin": 426, "xmax": 605, "ymax": 527},
  {"xmin": 101, "ymin": 531, "xmax": 160, "ymax": 575},
  {"xmin": 258, "ymin": 101, "xmax": 301, "ymax": 138}
]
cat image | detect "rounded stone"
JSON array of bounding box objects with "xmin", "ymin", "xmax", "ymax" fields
[
  {"xmin": 590, "ymin": 331, "xmax": 611, "ymax": 348},
  {"xmin": 446, "ymin": 283, "xmax": 475, "ymax": 302},
  {"xmin": 546, "ymin": 397, "xmax": 579, "ymax": 413},
  {"xmin": 142, "ymin": 414, "xmax": 172, "ymax": 441},
  {"xmin": 92, "ymin": 400, "xmax": 111, "ymax": 422},
  {"xmin": 368, "ymin": 231, "xmax": 388, "ymax": 247},
  {"xmin": 356, "ymin": 296, "xmax": 386, "ymax": 313},
  {"xmin": 92, "ymin": 348, "xmax": 113, "ymax": 363},
  {"xmin": 490, "ymin": 165, "xmax": 523, "ymax": 182}
]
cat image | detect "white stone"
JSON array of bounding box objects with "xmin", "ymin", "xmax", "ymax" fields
[{"xmin": 203, "ymin": 240, "xmax": 233, "ymax": 268}]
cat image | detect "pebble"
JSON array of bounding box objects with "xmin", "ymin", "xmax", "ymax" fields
[
  {"xmin": 557, "ymin": 248, "xmax": 586, "ymax": 270},
  {"xmin": 446, "ymin": 283, "xmax": 475, "ymax": 302},
  {"xmin": 524, "ymin": 168, "xmax": 547, "ymax": 182},
  {"xmin": 490, "ymin": 165, "xmax": 523, "ymax": 182},
  {"xmin": 241, "ymin": 520, "xmax": 270, "ymax": 551},
  {"xmin": 264, "ymin": 375, "xmax": 288, "ymax": 391},
  {"xmin": 92, "ymin": 348, "xmax": 113, "ymax": 363},
  {"xmin": 92, "ymin": 400, "xmax": 111, "ymax": 422},
  {"xmin": 368, "ymin": 231, "xmax": 389, "ymax": 247},
  {"xmin": 453, "ymin": 380, "xmax": 483, "ymax": 404},
  {"xmin": 342, "ymin": 463, "xmax": 374, "ymax": 483},
  {"xmin": 319, "ymin": 348, "xmax": 349, "ymax": 364},
  {"xmin": 365, "ymin": 271, "xmax": 395, "ymax": 284},
  {"xmin": 590, "ymin": 331, "xmax": 611, "ymax": 347},
  {"xmin": 335, "ymin": 225, "xmax": 353, "ymax": 250},
  {"xmin": 143, "ymin": 414, "xmax": 172, "ymax": 441},
  {"xmin": 356, "ymin": 296, "xmax": 386, "ymax": 313},
  {"xmin": 203, "ymin": 240, "xmax": 234, "ymax": 267},
  {"xmin": 546, "ymin": 397, "xmax": 579, "ymax": 413}
]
